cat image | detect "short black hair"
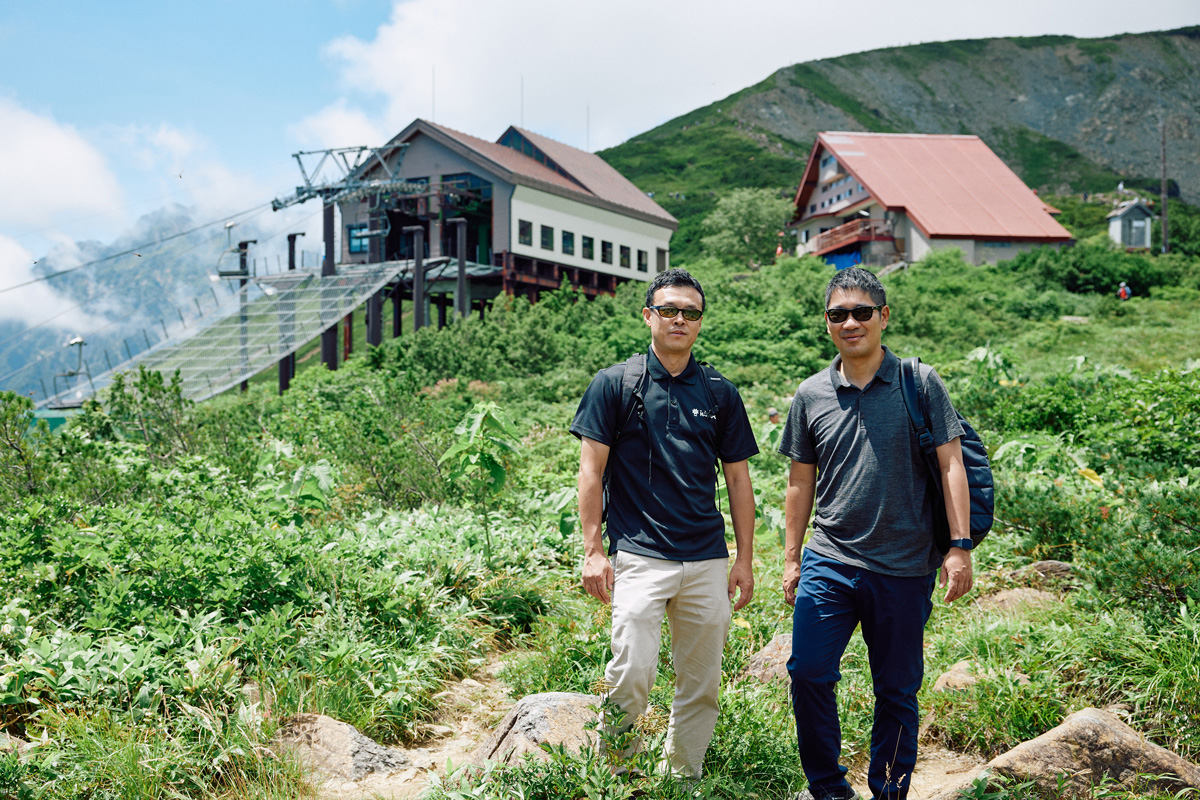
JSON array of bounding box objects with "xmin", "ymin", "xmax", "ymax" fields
[
  {"xmin": 824, "ymin": 267, "xmax": 886, "ymax": 307},
  {"xmin": 645, "ymin": 268, "xmax": 706, "ymax": 311}
]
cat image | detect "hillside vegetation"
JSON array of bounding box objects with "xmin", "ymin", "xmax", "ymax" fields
[
  {"xmin": 2, "ymin": 236, "xmax": 1200, "ymax": 798},
  {"xmin": 600, "ymin": 26, "xmax": 1200, "ymax": 261}
]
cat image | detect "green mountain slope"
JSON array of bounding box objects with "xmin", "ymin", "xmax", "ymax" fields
[{"xmin": 600, "ymin": 26, "xmax": 1200, "ymax": 260}]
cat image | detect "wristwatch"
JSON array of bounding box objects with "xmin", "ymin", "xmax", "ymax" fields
[{"xmin": 949, "ymin": 538, "xmax": 974, "ymax": 551}]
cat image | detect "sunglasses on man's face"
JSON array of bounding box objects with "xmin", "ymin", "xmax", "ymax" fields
[
  {"xmin": 649, "ymin": 305, "xmax": 704, "ymax": 321},
  {"xmin": 825, "ymin": 305, "xmax": 883, "ymax": 324}
]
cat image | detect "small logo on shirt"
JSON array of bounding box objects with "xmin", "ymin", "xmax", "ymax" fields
[{"xmin": 692, "ymin": 408, "xmax": 716, "ymax": 420}]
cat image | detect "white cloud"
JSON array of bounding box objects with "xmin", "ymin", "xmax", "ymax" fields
[
  {"xmin": 297, "ymin": 0, "xmax": 1200, "ymax": 155},
  {"xmin": 0, "ymin": 96, "xmax": 125, "ymax": 231}
]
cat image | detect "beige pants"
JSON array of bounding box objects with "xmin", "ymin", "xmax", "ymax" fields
[{"xmin": 604, "ymin": 551, "xmax": 732, "ymax": 779}]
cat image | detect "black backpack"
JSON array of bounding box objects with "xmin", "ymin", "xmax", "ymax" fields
[
  {"xmin": 601, "ymin": 352, "xmax": 729, "ymax": 523},
  {"xmin": 898, "ymin": 357, "xmax": 994, "ymax": 553}
]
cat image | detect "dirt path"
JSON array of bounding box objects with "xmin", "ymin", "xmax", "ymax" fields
[{"xmin": 316, "ymin": 659, "xmax": 515, "ymax": 800}]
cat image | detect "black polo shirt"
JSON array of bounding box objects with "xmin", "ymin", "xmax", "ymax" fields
[{"xmin": 571, "ymin": 349, "xmax": 759, "ymax": 561}]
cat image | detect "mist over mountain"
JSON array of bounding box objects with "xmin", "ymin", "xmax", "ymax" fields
[{"xmin": 1, "ymin": 204, "xmax": 319, "ymax": 405}]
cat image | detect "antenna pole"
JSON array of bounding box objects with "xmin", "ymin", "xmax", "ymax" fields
[{"xmin": 1161, "ymin": 117, "xmax": 1169, "ymax": 254}]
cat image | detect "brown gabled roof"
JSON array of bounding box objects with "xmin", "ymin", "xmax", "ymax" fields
[
  {"xmin": 511, "ymin": 126, "xmax": 678, "ymax": 226},
  {"xmin": 795, "ymin": 132, "xmax": 1071, "ymax": 241},
  {"xmin": 383, "ymin": 119, "xmax": 676, "ymax": 230}
]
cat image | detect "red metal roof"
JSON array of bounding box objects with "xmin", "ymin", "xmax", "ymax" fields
[{"xmin": 796, "ymin": 132, "xmax": 1072, "ymax": 241}]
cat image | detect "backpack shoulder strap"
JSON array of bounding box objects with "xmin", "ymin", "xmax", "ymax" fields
[
  {"xmin": 614, "ymin": 352, "xmax": 648, "ymax": 442},
  {"xmin": 900, "ymin": 357, "xmax": 935, "ymax": 452},
  {"xmin": 695, "ymin": 360, "xmax": 729, "ymax": 414}
]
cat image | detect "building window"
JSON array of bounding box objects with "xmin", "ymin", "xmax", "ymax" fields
[
  {"xmin": 519, "ymin": 220, "xmax": 533, "ymax": 246},
  {"xmin": 637, "ymin": 249, "xmax": 648, "ymax": 272},
  {"xmin": 810, "ymin": 204, "xmax": 816, "ymax": 213},
  {"xmin": 620, "ymin": 246, "xmax": 631, "ymax": 268},
  {"xmin": 563, "ymin": 231, "xmax": 575, "ymax": 256},
  {"xmin": 347, "ymin": 224, "xmax": 369, "ymax": 254},
  {"xmin": 601, "ymin": 241, "xmax": 613, "ymax": 264},
  {"xmin": 541, "ymin": 225, "xmax": 554, "ymax": 250},
  {"xmin": 800, "ymin": 229, "xmax": 810, "ymax": 244},
  {"xmin": 582, "ymin": 236, "xmax": 594, "ymax": 259}
]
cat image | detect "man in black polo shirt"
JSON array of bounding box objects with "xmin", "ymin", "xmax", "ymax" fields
[
  {"xmin": 571, "ymin": 268, "xmax": 759, "ymax": 779},
  {"xmin": 778, "ymin": 267, "xmax": 973, "ymax": 800}
]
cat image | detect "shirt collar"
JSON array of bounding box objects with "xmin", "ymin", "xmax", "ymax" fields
[
  {"xmin": 647, "ymin": 347, "xmax": 698, "ymax": 384},
  {"xmin": 828, "ymin": 345, "xmax": 898, "ymax": 390}
]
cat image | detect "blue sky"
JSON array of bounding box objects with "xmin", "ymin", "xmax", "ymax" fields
[{"xmin": 1, "ymin": 0, "xmax": 1197, "ymax": 329}]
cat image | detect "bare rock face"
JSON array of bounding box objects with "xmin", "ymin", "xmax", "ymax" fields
[
  {"xmin": 739, "ymin": 633, "xmax": 792, "ymax": 685},
  {"xmin": 470, "ymin": 692, "xmax": 598, "ymax": 766},
  {"xmin": 977, "ymin": 587, "xmax": 1060, "ymax": 613},
  {"xmin": 1015, "ymin": 560, "xmax": 1077, "ymax": 588},
  {"xmin": 988, "ymin": 708, "xmax": 1200, "ymax": 796},
  {"xmin": 280, "ymin": 713, "xmax": 410, "ymax": 781}
]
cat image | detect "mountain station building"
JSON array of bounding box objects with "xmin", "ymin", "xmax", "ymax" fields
[
  {"xmin": 791, "ymin": 131, "xmax": 1073, "ymax": 268},
  {"xmin": 338, "ymin": 119, "xmax": 677, "ymax": 305}
]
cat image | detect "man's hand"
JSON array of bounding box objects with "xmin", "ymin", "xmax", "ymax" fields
[
  {"xmin": 728, "ymin": 559, "xmax": 754, "ymax": 611},
  {"xmin": 940, "ymin": 547, "xmax": 974, "ymax": 603},
  {"xmin": 582, "ymin": 551, "xmax": 614, "ymax": 604},
  {"xmin": 782, "ymin": 559, "xmax": 802, "ymax": 607}
]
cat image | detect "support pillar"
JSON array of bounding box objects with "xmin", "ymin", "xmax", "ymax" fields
[
  {"xmin": 403, "ymin": 225, "xmax": 426, "ymax": 331},
  {"xmin": 238, "ymin": 239, "xmax": 256, "ymax": 392},
  {"xmin": 280, "ymin": 232, "xmax": 303, "ymax": 394},
  {"xmin": 367, "ymin": 289, "xmax": 382, "ymax": 347},
  {"xmin": 321, "ymin": 200, "xmax": 338, "ymax": 370},
  {"xmin": 446, "ymin": 217, "xmax": 468, "ymax": 319}
]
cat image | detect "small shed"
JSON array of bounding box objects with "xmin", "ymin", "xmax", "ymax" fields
[{"xmin": 1107, "ymin": 200, "xmax": 1154, "ymax": 249}]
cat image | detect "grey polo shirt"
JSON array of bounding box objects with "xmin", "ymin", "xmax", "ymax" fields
[{"xmin": 778, "ymin": 346, "xmax": 963, "ymax": 576}]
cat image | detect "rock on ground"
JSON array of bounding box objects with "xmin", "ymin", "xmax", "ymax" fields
[
  {"xmin": 0, "ymin": 731, "xmax": 31, "ymax": 754},
  {"xmin": 926, "ymin": 707, "xmax": 1200, "ymax": 799},
  {"xmin": 739, "ymin": 633, "xmax": 792, "ymax": 684},
  {"xmin": 280, "ymin": 713, "xmax": 410, "ymax": 782},
  {"xmin": 977, "ymin": 587, "xmax": 1061, "ymax": 613},
  {"xmin": 932, "ymin": 660, "xmax": 1031, "ymax": 693},
  {"xmin": 1014, "ymin": 560, "xmax": 1077, "ymax": 588},
  {"xmin": 470, "ymin": 692, "xmax": 598, "ymax": 766}
]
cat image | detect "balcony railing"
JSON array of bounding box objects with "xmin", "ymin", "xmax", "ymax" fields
[{"xmin": 814, "ymin": 218, "xmax": 893, "ymax": 255}]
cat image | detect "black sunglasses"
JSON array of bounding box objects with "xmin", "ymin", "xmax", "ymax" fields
[
  {"xmin": 825, "ymin": 305, "xmax": 883, "ymax": 324},
  {"xmin": 649, "ymin": 305, "xmax": 704, "ymax": 322}
]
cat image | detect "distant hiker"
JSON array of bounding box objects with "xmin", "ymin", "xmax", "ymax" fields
[
  {"xmin": 572, "ymin": 268, "xmax": 758, "ymax": 779},
  {"xmin": 779, "ymin": 267, "xmax": 973, "ymax": 800},
  {"xmin": 768, "ymin": 407, "xmax": 781, "ymax": 424},
  {"xmin": 1118, "ymin": 281, "xmax": 1131, "ymax": 301}
]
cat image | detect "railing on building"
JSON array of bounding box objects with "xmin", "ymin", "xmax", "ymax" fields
[{"xmin": 814, "ymin": 218, "xmax": 894, "ymax": 254}]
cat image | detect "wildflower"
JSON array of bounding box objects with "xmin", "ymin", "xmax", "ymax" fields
[
  {"xmin": 0, "ymin": 624, "xmax": 11, "ymax": 636},
  {"xmin": 634, "ymin": 706, "xmax": 668, "ymax": 737},
  {"xmin": 590, "ymin": 676, "xmax": 615, "ymax": 695}
]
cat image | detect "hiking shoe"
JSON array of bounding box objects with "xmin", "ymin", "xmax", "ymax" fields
[{"xmin": 793, "ymin": 789, "xmax": 863, "ymax": 800}]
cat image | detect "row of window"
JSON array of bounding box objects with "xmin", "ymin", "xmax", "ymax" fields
[
  {"xmin": 809, "ymin": 182, "xmax": 866, "ymax": 213},
  {"xmin": 819, "ymin": 154, "xmax": 839, "ymax": 170},
  {"xmin": 518, "ymin": 220, "xmax": 648, "ymax": 271}
]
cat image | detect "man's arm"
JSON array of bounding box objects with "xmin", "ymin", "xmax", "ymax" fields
[
  {"xmin": 722, "ymin": 459, "xmax": 755, "ymax": 611},
  {"xmin": 783, "ymin": 460, "xmax": 817, "ymax": 607},
  {"xmin": 579, "ymin": 437, "xmax": 614, "ymax": 604},
  {"xmin": 936, "ymin": 436, "xmax": 973, "ymax": 603}
]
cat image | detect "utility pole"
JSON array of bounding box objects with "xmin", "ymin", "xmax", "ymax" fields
[{"xmin": 1161, "ymin": 118, "xmax": 1170, "ymax": 254}]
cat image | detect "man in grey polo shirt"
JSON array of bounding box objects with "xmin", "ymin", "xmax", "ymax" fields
[{"xmin": 778, "ymin": 267, "xmax": 973, "ymax": 800}]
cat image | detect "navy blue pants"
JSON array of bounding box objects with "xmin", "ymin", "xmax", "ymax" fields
[{"xmin": 787, "ymin": 549, "xmax": 935, "ymax": 800}]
